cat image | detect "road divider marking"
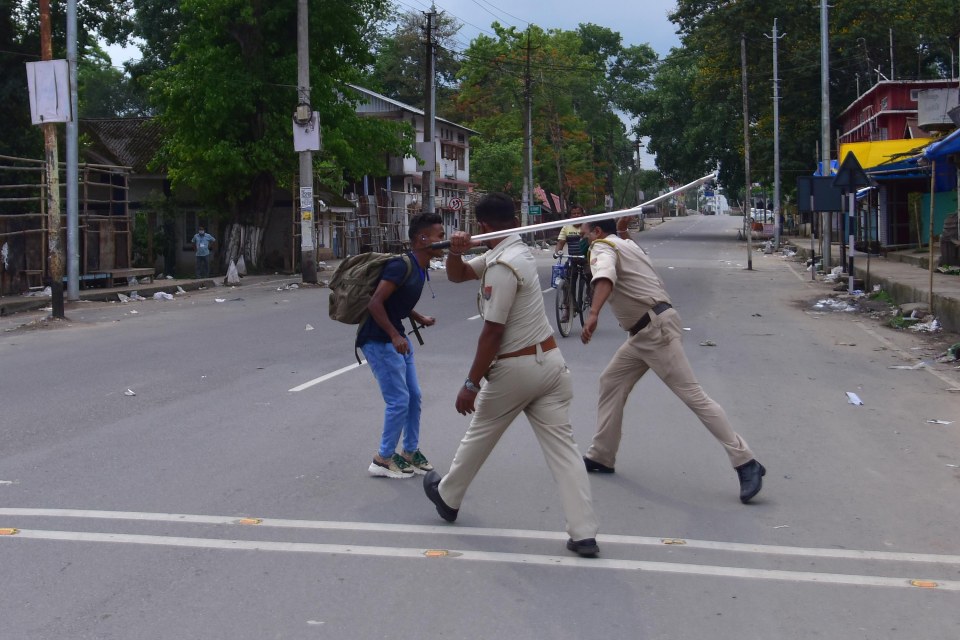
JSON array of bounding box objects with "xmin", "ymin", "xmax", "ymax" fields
[
  {"xmin": 4, "ymin": 527, "xmax": 955, "ymax": 591},
  {"xmin": 2, "ymin": 508, "xmax": 958, "ymax": 566}
]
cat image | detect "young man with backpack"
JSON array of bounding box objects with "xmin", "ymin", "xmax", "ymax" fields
[{"xmin": 359, "ymin": 212, "xmax": 445, "ymax": 479}]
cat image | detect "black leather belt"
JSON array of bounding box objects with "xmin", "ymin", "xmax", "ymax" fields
[{"xmin": 628, "ymin": 302, "xmax": 672, "ymax": 335}]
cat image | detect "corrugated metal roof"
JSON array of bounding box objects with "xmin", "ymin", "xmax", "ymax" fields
[{"xmin": 80, "ymin": 117, "xmax": 165, "ymax": 173}]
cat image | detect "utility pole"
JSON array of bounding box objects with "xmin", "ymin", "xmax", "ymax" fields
[
  {"xmin": 767, "ymin": 19, "xmax": 785, "ymax": 250},
  {"xmin": 66, "ymin": 0, "xmax": 78, "ymax": 301},
  {"xmin": 820, "ymin": 0, "xmax": 832, "ymax": 271},
  {"xmin": 296, "ymin": 0, "xmax": 317, "ymax": 283},
  {"xmin": 521, "ymin": 28, "xmax": 532, "ymax": 227},
  {"xmin": 39, "ymin": 0, "xmax": 65, "ymax": 317},
  {"xmin": 741, "ymin": 34, "xmax": 753, "ymax": 270},
  {"xmin": 422, "ymin": 7, "xmax": 437, "ymax": 214}
]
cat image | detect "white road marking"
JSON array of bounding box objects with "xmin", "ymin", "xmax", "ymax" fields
[
  {"xmin": 5, "ymin": 528, "xmax": 957, "ymax": 590},
  {"xmin": 1, "ymin": 508, "xmax": 958, "ymax": 565},
  {"xmin": 288, "ymin": 361, "xmax": 366, "ymax": 392}
]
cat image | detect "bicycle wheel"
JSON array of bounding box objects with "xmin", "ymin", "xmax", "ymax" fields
[
  {"xmin": 555, "ymin": 279, "xmax": 573, "ymax": 337},
  {"xmin": 576, "ymin": 270, "xmax": 592, "ymax": 328}
]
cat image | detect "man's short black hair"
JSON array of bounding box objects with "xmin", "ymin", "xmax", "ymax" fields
[
  {"xmin": 584, "ymin": 218, "xmax": 617, "ymax": 235},
  {"xmin": 408, "ymin": 212, "xmax": 443, "ymax": 241},
  {"xmin": 475, "ymin": 192, "xmax": 516, "ymax": 226}
]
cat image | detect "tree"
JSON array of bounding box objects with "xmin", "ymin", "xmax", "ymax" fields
[
  {"xmin": 371, "ymin": 9, "xmax": 461, "ymax": 119},
  {"xmin": 77, "ymin": 42, "xmax": 150, "ymax": 117},
  {"xmin": 146, "ymin": 0, "xmax": 414, "ymax": 269}
]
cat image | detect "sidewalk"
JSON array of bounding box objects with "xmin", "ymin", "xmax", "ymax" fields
[{"xmin": 786, "ymin": 240, "xmax": 960, "ymax": 333}]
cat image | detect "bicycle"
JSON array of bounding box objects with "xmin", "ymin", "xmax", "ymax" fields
[{"xmin": 551, "ymin": 253, "xmax": 592, "ymax": 337}]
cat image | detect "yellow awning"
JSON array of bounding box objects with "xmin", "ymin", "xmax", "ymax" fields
[{"xmin": 838, "ymin": 139, "xmax": 933, "ymax": 169}]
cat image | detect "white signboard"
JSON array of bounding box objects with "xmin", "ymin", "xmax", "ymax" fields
[
  {"xmin": 292, "ymin": 112, "xmax": 321, "ymax": 151},
  {"xmin": 25, "ymin": 60, "xmax": 71, "ymax": 124}
]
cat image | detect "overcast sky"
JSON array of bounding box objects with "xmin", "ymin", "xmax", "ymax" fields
[{"xmin": 415, "ymin": 0, "xmax": 681, "ymax": 56}]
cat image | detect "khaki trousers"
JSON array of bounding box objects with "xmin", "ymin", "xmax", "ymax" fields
[
  {"xmin": 439, "ymin": 347, "xmax": 599, "ymax": 541},
  {"xmin": 586, "ymin": 308, "xmax": 754, "ymax": 469}
]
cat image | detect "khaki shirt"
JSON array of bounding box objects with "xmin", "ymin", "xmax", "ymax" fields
[
  {"xmin": 467, "ymin": 234, "xmax": 554, "ymax": 354},
  {"xmin": 588, "ymin": 235, "xmax": 671, "ymax": 331}
]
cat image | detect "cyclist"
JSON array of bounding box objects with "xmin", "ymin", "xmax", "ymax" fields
[{"xmin": 553, "ymin": 205, "xmax": 588, "ymax": 322}]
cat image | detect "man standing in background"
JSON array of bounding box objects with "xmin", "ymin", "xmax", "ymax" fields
[{"xmin": 191, "ymin": 225, "xmax": 216, "ymax": 280}]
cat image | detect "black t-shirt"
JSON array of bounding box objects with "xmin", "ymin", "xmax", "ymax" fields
[{"xmin": 356, "ymin": 253, "xmax": 426, "ymax": 347}]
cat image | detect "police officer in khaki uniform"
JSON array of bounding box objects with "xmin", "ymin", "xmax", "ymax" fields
[
  {"xmin": 422, "ymin": 192, "xmax": 600, "ymax": 556},
  {"xmin": 579, "ymin": 218, "xmax": 766, "ymax": 503}
]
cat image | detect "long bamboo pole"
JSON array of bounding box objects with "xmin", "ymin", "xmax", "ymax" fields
[{"xmin": 445, "ymin": 172, "xmax": 718, "ymax": 246}]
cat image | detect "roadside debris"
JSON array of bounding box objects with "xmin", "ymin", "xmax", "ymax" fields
[
  {"xmin": 926, "ymin": 419, "xmax": 953, "ymax": 425},
  {"xmin": 124, "ymin": 389, "xmax": 136, "ymax": 396},
  {"xmin": 153, "ymin": 292, "xmax": 174, "ymax": 301},
  {"xmin": 215, "ymin": 298, "xmax": 226, "ymax": 303},
  {"xmin": 937, "ymin": 343, "xmax": 960, "ymax": 362},
  {"xmin": 176, "ymin": 286, "xmax": 186, "ymax": 295},
  {"xmin": 117, "ymin": 293, "xmax": 130, "ymax": 303},
  {"xmin": 699, "ymin": 340, "xmax": 717, "ymax": 347},
  {"xmin": 22, "ymin": 286, "xmax": 52, "ymax": 297},
  {"xmin": 305, "ymin": 324, "xmax": 314, "ymax": 331},
  {"xmin": 888, "ymin": 361, "xmax": 928, "ymax": 370},
  {"xmin": 277, "ymin": 283, "xmax": 299, "ymax": 291},
  {"xmin": 128, "ymin": 291, "xmax": 145, "ymax": 301},
  {"xmin": 845, "ymin": 392, "xmax": 864, "ymax": 405},
  {"xmin": 813, "ymin": 298, "xmax": 857, "ymax": 312}
]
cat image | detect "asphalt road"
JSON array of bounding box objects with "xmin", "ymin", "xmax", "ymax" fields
[{"xmin": 2, "ymin": 214, "xmax": 959, "ymax": 639}]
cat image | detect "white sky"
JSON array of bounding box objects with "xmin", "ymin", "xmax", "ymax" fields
[
  {"xmin": 415, "ymin": 0, "xmax": 681, "ymax": 56},
  {"xmin": 105, "ymin": 0, "xmax": 681, "ymax": 167}
]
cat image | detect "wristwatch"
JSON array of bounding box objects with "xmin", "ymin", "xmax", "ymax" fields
[{"xmin": 463, "ymin": 378, "xmax": 481, "ymax": 393}]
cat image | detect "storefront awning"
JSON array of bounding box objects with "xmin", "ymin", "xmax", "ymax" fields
[
  {"xmin": 838, "ymin": 139, "xmax": 933, "ymax": 170},
  {"xmin": 923, "ymin": 128, "xmax": 960, "ymax": 161}
]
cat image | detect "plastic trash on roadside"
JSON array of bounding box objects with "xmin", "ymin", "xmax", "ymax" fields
[
  {"xmin": 845, "ymin": 392, "xmax": 864, "ymax": 406},
  {"xmin": 176, "ymin": 286, "xmax": 186, "ymax": 295},
  {"xmin": 128, "ymin": 291, "xmax": 145, "ymax": 301},
  {"xmin": 127, "ymin": 277, "xmax": 138, "ymax": 286},
  {"xmin": 124, "ymin": 389, "xmax": 136, "ymax": 396},
  {"xmin": 153, "ymin": 292, "xmax": 174, "ymax": 301},
  {"xmin": 225, "ymin": 260, "xmax": 240, "ymax": 285},
  {"xmin": 117, "ymin": 293, "xmax": 131, "ymax": 303}
]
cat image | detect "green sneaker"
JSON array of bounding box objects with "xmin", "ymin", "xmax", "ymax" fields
[
  {"xmin": 404, "ymin": 449, "xmax": 434, "ymax": 475},
  {"xmin": 391, "ymin": 453, "xmax": 416, "ymax": 476},
  {"xmin": 368, "ymin": 454, "xmax": 413, "ymax": 479}
]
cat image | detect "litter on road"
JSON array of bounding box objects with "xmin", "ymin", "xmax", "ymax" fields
[{"xmin": 846, "ymin": 392, "xmax": 864, "ymax": 405}]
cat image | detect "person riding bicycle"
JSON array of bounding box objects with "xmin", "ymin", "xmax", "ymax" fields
[{"xmin": 554, "ymin": 206, "xmax": 589, "ymax": 322}]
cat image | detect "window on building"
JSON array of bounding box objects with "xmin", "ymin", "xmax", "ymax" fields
[
  {"xmin": 880, "ymin": 97, "xmax": 888, "ymax": 110},
  {"xmin": 909, "ymin": 89, "xmax": 919, "ymax": 101}
]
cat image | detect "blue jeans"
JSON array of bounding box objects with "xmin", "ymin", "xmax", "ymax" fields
[{"xmin": 361, "ymin": 339, "xmax": 422, "ymax": 459}]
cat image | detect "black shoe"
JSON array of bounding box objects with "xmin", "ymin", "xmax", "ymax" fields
[
  {"xmin": 583, "ymin": 456, "xmax": 615, "ymax": 474},
  {"xmin": 566, "ymin": 538, "xmax": 600, "ymax": 557},
  {"xmin": 735, "ymin": 459, "xmax": 766, "ymax": 503},
  {"xmin": 423, "ymin": 470, "xmax": 458, "ymax": 522}
]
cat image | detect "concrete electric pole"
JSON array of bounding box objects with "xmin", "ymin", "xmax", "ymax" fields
[
  {"xmin": 422, "ymin": 8, "xmax": 437, "ymax": 214},
  {"xmin": 820, "ymin": 0, "xmax": 832, "ymax": 271},
  {"xmin": 296, "ymin": 0, "xmax": 317, "ymax": 283},
  {"xmin": 741, "ymin": 34, "xmax": 753, "ymax": 270},
  {"xmin": 767, "ymin": 19, "xmax": 785, "ymax": 250}
]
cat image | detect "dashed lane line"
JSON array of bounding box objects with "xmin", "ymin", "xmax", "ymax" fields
[
  {"xmin": 288, "ymin": 361, "xmax": 366, "ymax": 392},
  {"xmin": 4, "ymin": 527, "xmax": 956, "ymax": 591}
]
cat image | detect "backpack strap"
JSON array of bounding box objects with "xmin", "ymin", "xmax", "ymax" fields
[{"xmin": 354, "ymin": 253, "xmax": 417, "ymax": 365}]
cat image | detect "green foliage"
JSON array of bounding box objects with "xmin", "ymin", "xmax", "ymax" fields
[
  {"xmin": 650, "ymin": 0, "xmax": 960, "ymax": 198},
  {"xmin": 146, "ymin": 0, "xmax": 413, "ymax": 227},
  {"xmin": 868, "ymin": 289, "xmax": 894, "ymax": 304},
  {"xmin": 370, "ymin": 10, "xmax": 461, "ymax": 119},
  {"xmin": 469, "ymin": 138, "xmax": 523, "ymax": 195},
  {"xmin": 77, "ymin": 42, "xmax": 150, "ymax": 117},
  {"xmin": 454, "ymin": 23, "xmax": 651, "ymax": 207}
]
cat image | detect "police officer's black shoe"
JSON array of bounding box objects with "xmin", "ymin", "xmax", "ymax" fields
[
  {"xmin": 566, "ymin": 538, "xmax": 599, "ymax": 557},
  {"xmin": 423, "ymin": 470, "xmax": 458, "ymax": 522},
  {"xmin": 583, "ymin": 456, "xmax": 615, "ymax": 474},
  {"xmin": 735, "ymin": 459, "xmax": 766, "ymax": 503}
]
